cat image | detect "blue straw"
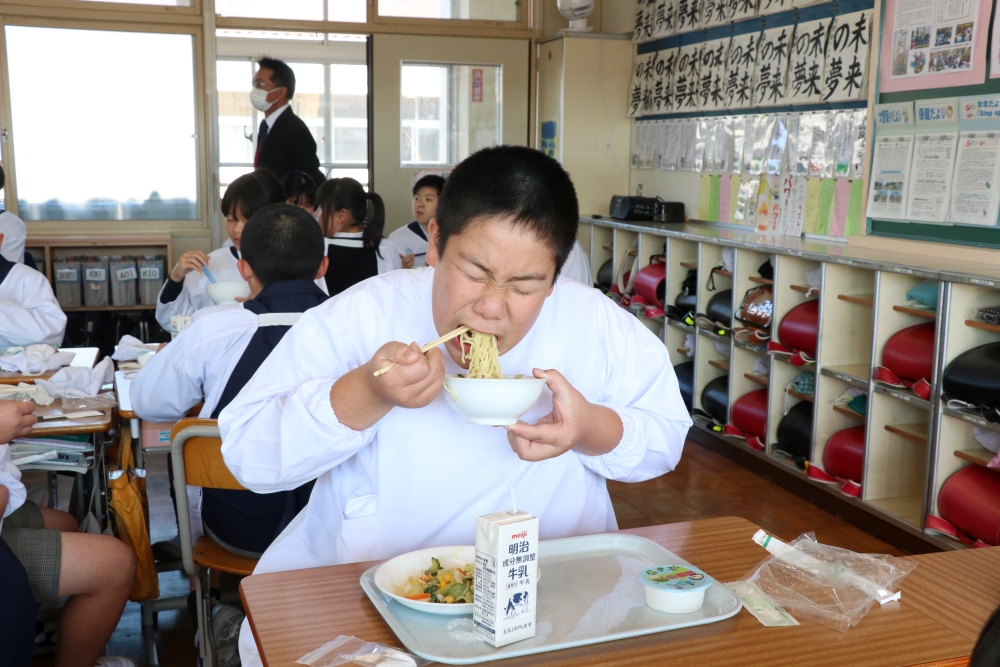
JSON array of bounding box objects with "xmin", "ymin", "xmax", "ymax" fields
[{"xmin": 203, "ymin": 265, "xmax": 217, "ymax": 284}]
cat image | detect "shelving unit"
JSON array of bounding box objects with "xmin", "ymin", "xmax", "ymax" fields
[{"xmin": 577, "ymin": 217, "xmax": 1000, "ymax": 550}]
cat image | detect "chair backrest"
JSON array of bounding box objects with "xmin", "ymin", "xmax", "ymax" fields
[
  {"xmin": 169, "ymin": 417, "xmax": 244, "ymax": 577},
  {"xmin": 170, "ymin": 418, "xmax": 244, "ymax": 491}
]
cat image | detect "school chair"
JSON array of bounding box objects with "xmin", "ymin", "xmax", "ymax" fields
[{"xmin": 170, "ymin": 417, "xmax": 258, "ymax": 667}]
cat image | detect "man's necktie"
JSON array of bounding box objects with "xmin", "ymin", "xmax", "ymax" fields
[{"xmin": 254, "ymin": 119, "xmax": 269, "ymax": 167}]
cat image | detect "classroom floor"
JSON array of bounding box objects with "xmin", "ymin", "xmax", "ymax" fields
[{"xmin": 27, "ymin": 437, "xmax": 903, "ymax": 667}]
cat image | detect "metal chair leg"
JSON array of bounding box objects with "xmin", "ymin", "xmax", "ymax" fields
[
  {"xmin": 142, "ymin": 600, "xmax": 160, "ymax": 667},
  {"xmin": 196, "ymin": 570, "xmax": 216, "ymax": 667}
]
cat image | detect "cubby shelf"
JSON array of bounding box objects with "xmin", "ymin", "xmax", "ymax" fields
[
  {"xmin": 873, "ymin": 383, "xmax": 930, "ymax": 409},
  {"xmin": 577, "ymin": 217, "xmax": 1000, "ymax": 551},
  {"xmin": 786, "ymin": 388, "xmax": 814, "ymax": 403},
  {"xmin": 676, "ymin": 348, "xmax": 691, "ymax": 356},
  {"xmin": 833, "ymin": 405, "xmax": 865, "ymax": 421},
  {"xmin": 820, "ymin": 364, "xmax": 870, "ymax": 388},
  {"xmin": 837, "ymin": 294, "xmax": 874, "ymax": 306},
  {"xmin": 885, "ymin": 422, "xmax": 928, "ymax": 443},
  {"xmin": 666, "ymin": 318, "xmax": 694, "ymax": 333},
  {"xmin": 892, "ymin": 305, "xmax": 936, "ymax": 319},
  {"xmin": 954, "ymin": 448, "xmax": 995, "ymax": 467},
  {"xmin": 964, "ymin": 319, "xmax": 1000, "ymax": 334}
]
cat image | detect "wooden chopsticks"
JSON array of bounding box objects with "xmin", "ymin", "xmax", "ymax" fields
[{"xmin": 372, "ymin": 325, "xmax": 470, "ymax": 377}]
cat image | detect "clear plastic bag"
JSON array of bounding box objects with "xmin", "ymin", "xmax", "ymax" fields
[
  {"xmin": 60, "ymin": 392, "xmax": 118, "ymax": 412},
  {"xmin": 296, "ymin": 635, "xmax": 431, "ymax": 667},
  {"xmin": 741, "ymin": 533, "xmax": 917, "ymax": 632}
]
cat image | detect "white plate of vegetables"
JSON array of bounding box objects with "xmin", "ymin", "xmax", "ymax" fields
[{"xmin": 373, "ymin": 546, "xmax": 477, "ymax": 616}]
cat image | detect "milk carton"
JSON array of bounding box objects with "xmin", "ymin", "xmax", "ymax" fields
[{"xmin": 473, "ymin": 510, "xmax": 539, "ymax": 647}]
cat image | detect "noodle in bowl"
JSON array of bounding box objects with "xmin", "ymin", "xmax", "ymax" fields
[{"xmin": 443, "ymin": 374, "xmax": 547, "ymax": 425}]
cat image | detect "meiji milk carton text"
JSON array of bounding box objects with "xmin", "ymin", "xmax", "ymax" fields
[{"xmin": 473, "ymin": 510, "xmax": 539, "ymax": 647}]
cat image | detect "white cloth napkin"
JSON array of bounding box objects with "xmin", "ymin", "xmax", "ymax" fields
[
  {"xmin": 35, "ymin": 357, "xmax": 113, "ymax": 399},
  {"xmin": 0, "ymin": 382, "xmax": 54, "ymax": 406},
  {"xmin": 0, "ymin": 344, "xmax": 75, "ymax": 375},
  {"xmin": 111, "ymin": 335, "xmax": 151, "ymax": 362}
]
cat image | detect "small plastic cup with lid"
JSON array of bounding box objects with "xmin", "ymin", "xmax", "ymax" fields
[{"xmin": 640, "ymin": 565, "xmax": 713, "ymax": 613}]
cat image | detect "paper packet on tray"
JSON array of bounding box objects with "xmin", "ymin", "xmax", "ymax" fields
[{"xmin": 296, "ymin": 635, "xmax": 431, "ymax": 667}]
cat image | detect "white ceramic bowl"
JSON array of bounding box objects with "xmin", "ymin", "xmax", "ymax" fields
[
  {"xmin": 373, "ymin": 545, "xmax": 476, "ymax": 616},
  {"xmin": 206, "ymin": 281, "xmax": 250, "ymax": 305},
  {"xmin": 443, "ymin": 375, "xmax": 547, "ymax": 426},
  {"xmin": 136, "ymin": 350, "xmax": 156, "ymax": 367}
]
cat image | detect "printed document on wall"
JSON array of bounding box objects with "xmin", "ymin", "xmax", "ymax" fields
[
  {"xmin": 905, "ymin": 133, "xmax": 958, "ymax": 222},
  {"xmin": 867, "ymin": 135, "xmax": 915, "ymax": 219},
  {"xmin": 950, "ymin": 133, "xmax": 1000, "ymax": 225}
]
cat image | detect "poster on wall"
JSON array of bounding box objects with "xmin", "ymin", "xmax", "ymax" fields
[
  {"xmin": 633, "ymin": 0, "xmax": 676, "ymax": 42},
  {"xmin": 676, "ymin": 0, "xmax": 704, "ymax": 33},
  {"xmin": 786, "ymin": 18, "xmax": 832, "ymax": 105},
  {"xmin": 698, "ymin": 38, "xmax": 730, "ymax": 110},
  {"xmin": 867, "ymin": 135, "xmax": 915, "ymax": 219},
  {"xmin": 754, "ymin": 26, "xmax": 793, "ymax": 106},
  {"xmin": 822, "ymin": 9, "xmax": 873, "ymax": 102},
  {"xmin": 675, "ymin": 43, "xmax": 704, "ymax": 111},
  {"xmin": 723, "ymin": 32, "xmax": 760, "ymax": 109},
  {"xmin": 879, "ymin": 0, "xmax": 989, "ymax": 92},
  {"xmin": 950, "ymin": 133, "xmax": 1000, "ymax": 225},
  {"xmin": 628, "ymin": 49, "xmax": 678, "ymax": 117}
]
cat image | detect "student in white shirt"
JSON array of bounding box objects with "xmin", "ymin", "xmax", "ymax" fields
[
  {"xmin": 220, "ymin": 146, "xmax": 691, "ymax": 666},
  {"xmin": 0, "ymin": 400, "xmax": 137, "ymax": 667},
  {"xmin": 561, "ymin": 240, "xmax": 593, "ymax": 286},
  {"xmin": 132, "ymin": 204, "xmax": 329, "ymax": 558},
  {"xmin": 154, "ymin": 170, "xmax": 284, "ymax": 332},
  {"xmin": 318, "ymin": 177, "xmax": 402, "ymax": 296},
  {"xmin": 0, "ymin": 235, "xmax": 66, "ymax": 348},
  {"xmin": 388, "ymin": 174, "xmax": 444, "ymax": 269},
  {"xmin": 0, "ymin": 167, "xmax": 26, "ymax": 265}
]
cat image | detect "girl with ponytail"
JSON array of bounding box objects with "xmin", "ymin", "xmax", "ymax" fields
[{"xmin": 316, "ymin": 177, "xmax": 402, "ymax": 295}]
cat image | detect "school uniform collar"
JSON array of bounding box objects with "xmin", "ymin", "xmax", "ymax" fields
[
  {"xmin": 265, "ymin": 104, "xmax": 290, "ymax": 129},
  {"xmin": 242, "ymin": 279, "xmax": 328, "ymax": 316},
  {"xmin": 406, "ymin": 221, "xmax": 428, "ymax": 241},
  {"xmin": 229, "ymin": 246, "xmax": 241, "ymax": 260},
  {"xmin": 328, "ymin": 231, "xmax": 364, "ymax": 248}
]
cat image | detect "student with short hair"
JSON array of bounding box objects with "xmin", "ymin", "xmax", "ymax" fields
[
  {"xmin": 388, "ymin": 174, "xmax": 445, "ymax": 269},
  {"xmin": 317, "ymin": 177, "xmax": 402, "ymax": 296},
  {"xmin": 0, "ymin": 400, "xmax": 137, "ymax": 667},
  {"xmin": 220, "ymin": 146, "xmax": 690, "ymax": 667},
  {"xmin": 0, "ymin": 166, "xmax": 26, "ymax": 265},
  {"xmin": 133, "ymin": 204, "xmax": 329, "ymax": 558},
  {"xmin": 282, "ymin": 170, "xmax": 318, "ymax": 214},
  {"xmin": 0, "ymin": 229, "xmax": 66, "ymax": 348},
  {"xmin": 155, "ymin": 170, "xmax": 285, "ymax": 332}
]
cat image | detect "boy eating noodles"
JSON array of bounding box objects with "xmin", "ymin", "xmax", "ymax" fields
[
  {"xmin": 220, "ymin": 146, "xmax": 690, "ymax": 666},
  {"xmin": 389, "ymin": 174, "xmax": 444, "ymax": 269}
]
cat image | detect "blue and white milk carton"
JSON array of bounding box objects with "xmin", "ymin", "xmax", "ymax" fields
[{"xmin": 473, "ymin": 510, "xmax": 539, "ymax": 647}]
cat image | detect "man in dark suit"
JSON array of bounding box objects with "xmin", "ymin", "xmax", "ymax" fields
[{"xmin": 251, "ymin": 57, "xmax": 326, "ymax": 187}]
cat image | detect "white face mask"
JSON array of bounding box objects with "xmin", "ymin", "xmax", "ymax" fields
[{"xmin": 250, "ymin": 87, "xmax": 276, "ymax": 112}]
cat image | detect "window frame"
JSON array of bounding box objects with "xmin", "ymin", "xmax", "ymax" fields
[
  {"xmin": 399, "ymin": 60, "xmax": 504, "ymax": 168},
  {"xmin": 0, "ymin": 0, "xmax": 202, "ymax": 22},
  {"xmin": 0, "ymin": 16, "xmax": 210, "ymax": 230},
  {"xmin": 373, "ymin": 0, "xmax": 527, "ymax": 30}
]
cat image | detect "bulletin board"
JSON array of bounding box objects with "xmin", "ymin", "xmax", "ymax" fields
[{"xmin": 866, "ymin": 0, "xmax": 1000, "ymax": 248}]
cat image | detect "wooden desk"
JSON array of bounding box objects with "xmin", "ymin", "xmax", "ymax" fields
[
  {"xmin": 30, "ymin": 399, "xmax": 113, "ymax": 437},
  {"xmin": 241, "ymin": 517, "xmax": 998, "ymax": 667}
]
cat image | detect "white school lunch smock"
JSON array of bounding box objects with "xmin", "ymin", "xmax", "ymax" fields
[
  {"xmin": 561, "ymin": 240, "xmax": 593, "ymax": 286},
  {"xmin": 154, "ymin": 246, "xmax": 243, "ymax": 332},
  {"xmin": 387, "ymin": 222, "xmax": 429, "ymax": 268},
  {"xmin": 0, "ymin": 211, "xmax": 26, "ymax": 264},
  {"xmin": 221, "ymin": 268, "xmax": 690, "ymax": 664},
  {"xmin": 0, "ymin": 263, "xmax": 66, "ymax": 348},
  {"xmin": 0, "ymin": 444, "xmax": 26, "ymax": 533}
]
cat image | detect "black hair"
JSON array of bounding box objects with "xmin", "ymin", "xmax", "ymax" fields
[
  {"xmin": 971, "ymin": 603, "xmax": 1000, "ymax": 667},
  {"xmin": 256, "ymin": 57, "xmax": 296, "ymax": 99},
  {"xmin": 0, "ymin": 165, "xmax": 5, "ymax": 191},
  {"xmin": 435, "ymin": 145, "xmax": 578, "ymax": 277},
  {"xmin": 315, "ymin": 177, "xmax": 386, "ymax": 257},
  {"xmin": 241, "ymin": 203, "xmax": 325, "ymax": 285},
  {"xmin": 412, "ymin": 174, "xmax": 446, "ymax": 196},
  {"xmin": 222, "ymin": 170, "xmax": 285, "ymax": 221},
  {"xmin": 283, "ymin": 171, "xmax": 317, "ymax": 209}
]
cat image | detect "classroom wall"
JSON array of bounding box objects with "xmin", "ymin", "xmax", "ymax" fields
[{"xmin": 372, "ymin": 33, "xmax": 531, "ymax": 233}]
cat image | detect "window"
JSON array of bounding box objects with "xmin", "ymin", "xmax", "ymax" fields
[
  {"xmin": 217, "ymin": 59, "xmax": 368, "ymax": 194},
  {"xmin": 379, "ymin": 0, "xmax": 520, "ymax": 21},
  {"xmin": 400, "ymin": 63, "xmax": 501, "ymax": 167},
  {"xmin": 215, "ymin": 0, "xmax": 366, "ymax": 22},
  {"xmin": 76, "ymin": 0, "xmax": 191, "ymax": 5},
  {"xmin": 6, "ymin": 26, "xmax": 198, "ymax": 221}
]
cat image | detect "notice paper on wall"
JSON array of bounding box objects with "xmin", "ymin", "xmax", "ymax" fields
[
  {"xmin": 950, "ymin": 133, "xmax": 1000, "ymax": 225},
  {"xmin": 879, "ymin": 0, "xmax": 989, "ymax": 92},
  {"xmin": 867, "ymin": 135, "xmax": 915, "ymax": 219},
  {"xmin": 905, "ymin": 97, "xmax": 959, "ymax": 222}
]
